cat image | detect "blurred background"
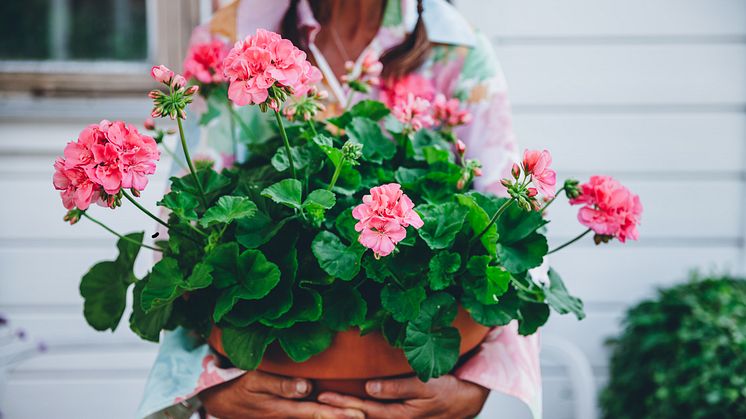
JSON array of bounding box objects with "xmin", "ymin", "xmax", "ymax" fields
[{"xmin": 0, "ymin": 0, "xmax": 744, "ymax": 418}]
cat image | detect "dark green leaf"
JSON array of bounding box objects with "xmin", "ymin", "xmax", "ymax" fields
[
  {"xmin": 328, "ymin": 100, "xmax": 390, "ymax": 127},
  {"xmin": 129, "ymin": 277, "xmax": 172, "ymax": 342},
  {"xmin": 517, "ymin": 302, "xmax": 550, "ymax": 335},
  {"xmin": 261, "ymin": 287, "xmax": 322, "ymax": 328},
  {"xmin": 213, "ymin": 250, "xmax": 281, "ymax": 322},
  {"xmin": 497, "ymin": 201, "xmax": 549, "ymax": 244},
  {"xmin": 222, "ymin": 324, "xmax": 275, "ymax": 370},
  {"xmin": 334, "ymin": 209, "xmax": 359, "ymax": 244},
  {"xmin": 545, "ymin": 269, "xmax": 585, "ymax": 320},
  {"xmin": 496, "ymin": 232, "xmax": 548, "ymax": 273},
  {"xmin": 204, "ymin": 242, "xmax": 239, "ymax": 289},
  {"xmin": 428, "ymin": 251, "xmax": 461, "ymax": 291},
  {"xmin": 142, "ymin": 259, "xmax": 213, "ymax": 312},
  {"xmin": 321, "ymin": 284, "xmax": 367, "ymax": 331},
  {"xmin": 170, "ymin": 169, "xmax": 232, "ymax": 203},
  {"xmin": 403, "ymin": 293, "xmax": 461, "ymax": 381},
  {"xmin": 381, "ymin": 283, "xmax": 426, "ymax": 322},
  {"xmin": 277, "ymin": 323, "xmax": 333, "ymax": 362},
  {"xmin": 465, "ymin": 256, "xmax": 511, "ymax": 305},
  {"xmin": 416, "ymin": 202, "xmax": 469, "ymax": 250},
  {"xmin": 236, "ymin": 212, "xmax": 291, "ymax": 249},
  {"xmin": 346, "ymin": 117, "xmax": 395, "ymax": 163},
  {"xmin": 462, "ymin": 287, "xmax": 520, "ymax": 327},
  {"xmin": 311, "ymin": 231, "xmax": 364, "ymax": 281},
  {"xmin": 79, "ymin": 232, "xmax": 143, "ymax": 332},
  {"xmin": 455, "ymin": 193, "xmax": 498, "ymax": 255}
]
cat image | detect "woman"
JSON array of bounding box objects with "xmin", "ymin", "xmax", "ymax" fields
[{"xmin": 137, "ymin": 1, "xmax": 541, "ymax": 418}]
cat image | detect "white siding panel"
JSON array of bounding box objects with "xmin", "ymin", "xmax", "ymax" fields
[
  {"xmin": 496, "ymin": 44, "xmax": 746, "ymax": 106},
  {"xmin": 459, "ymin": 0, "xmax": 746, "ymax": 38},
  {"xmin": 514, "ymin": 112, "xmax": 746, "ymax": 174}
]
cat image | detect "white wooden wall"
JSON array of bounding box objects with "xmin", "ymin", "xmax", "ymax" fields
[{"xmin": 1, "ymin": 1, "xmax": 745, "ymax": 418}]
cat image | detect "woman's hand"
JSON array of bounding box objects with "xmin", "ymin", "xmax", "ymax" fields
[
  {"xmin": 317, "ymin": 374, "xmax": 490, "ymax": 419},
  {"xmin": 200, "ymin": 370, "xmax": 364, "ymax": 419}
]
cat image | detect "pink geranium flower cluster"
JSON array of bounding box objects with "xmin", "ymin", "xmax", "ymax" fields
[
  {"xmin": 570, "ymin": 176, "xmax": 643, "ymax": 243},
  {"xmin": 380, "ymin": 74, "xmax": 435, "ymax": 108},
  {"xmin": 522, "ymin": 149, "xmax": 557, "ymax": 198},
  {"xmin": 222, "ymin": 29, "xmax": 322, "ymax": 108},
  {"xmin": 392, "ymin": 93, "xmax": 435, "ymax": 132},
  {"xmin": 53, "ymin": 121, "xmax": 160, "ymax": 210},
  {"xmin": 342, "ymin": 50, "xmax": 383, "ymax": 90},
  {"xmin": 183, "ymin": 36, "xmax": 230, "ymax": 84},
  {"xmin": 352, "ymin": 183, "xmax": 424, "ymax": 257},
  {"xmin": 433, "ymin": 94, "xmax": 472, "ymax": 127}
]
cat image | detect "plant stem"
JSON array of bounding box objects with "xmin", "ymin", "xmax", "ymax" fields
[
  {"xmin": 474, "ymin": 198, "xmax": 515, "ymax": 242},
  {"xmin": 274, "ymin": 109, "xmax": 297, "ymax": 179},
  {"xmin": 327, "ymin": 161, "xmax": 344, "ymax": 191},
  {"xmin": 176, "ymin": 117, "xmax": 208, "ymax": 207},
  {"xmin": 539, "ymin": 187, "xmax": 565, "ymax": 213},
  {"xmin": 121, "ymin": 190, "xmax": 169, "ymax": 228},
  {"xmin": 82, "ymin": 212, "xmax": 162, "ymax": 252},
  {"xmin": 307, "ymin": 119, "xmax": 318, "ymax": 137},
  {"xmin": 548, "ymin": 228, "xmax": 592, "ymax": 255}
]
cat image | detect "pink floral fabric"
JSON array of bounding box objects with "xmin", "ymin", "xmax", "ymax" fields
[{"xmin": 138, "ymin": 1, "xmax": 541, "ymax": 418}]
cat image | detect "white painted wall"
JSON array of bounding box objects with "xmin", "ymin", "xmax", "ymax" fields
[{"xmin": 1, "ymin": 1, "xmax": 744, "ymax": 418}]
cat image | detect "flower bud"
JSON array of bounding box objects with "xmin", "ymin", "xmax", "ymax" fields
[
  {"xmin": 148, "ymin": 90, "xmax": 161, "ymax": 100},
  {"xmin": 171, "ymin": 75, "xmax": 186, "ymax": 89},
  {"xmin": 500, "ymin": 178, "xmax": 512, "ymax": 188},
  {"xmin": 455, "ymin": 139, "xmax": 466, "ymax": 155},
  {"xmin": 317, "ymin": 90, "xmax": 329, "ymax": 100},
  {"xmin": 369, "ymin": 76, "xmax": 380, "ymax": 86},
  {"xmin": 131, "ymin": 188, "xmax": 141, "ymax": 198},
  {"xmin": 473, "ymin": 167, "xmax": 483, "ymax": 177},
  {"xmin": 184, "ymin": 85, "xmax": 199, "ymax": 96},
  {"xmin": 342, "ymin": 140, "xmax": 364, "ymax": 163},
  {"xmin": 564, "ymin": 178, "xmax": 582, "ymax": 199},
  {"xmin": 150, "ymin": 65, "xmax": 174, "ymax": 85},
  {"xmin": 512, "ymin": 163, "xmax": 521, "ymax": 180},
  {"xmin": 457, "ymin": 178, "xmax": 466, "ymax": 190},
  {"xmin": 150, "ymin": 108, "xmax": 162, "ymax": 118},
  {"xmin": 344, "ymin": 61, "xmax": 355, "ymax": 72},
  {"xmin": 527, "ymin": 187, "xmax": 538, "ymax": 197},
  {"xmin": 143, "ymin": 118, "xmax": 155, "ymax": 130}
]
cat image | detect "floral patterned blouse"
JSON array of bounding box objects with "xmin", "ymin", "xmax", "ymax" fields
[{"xmin": 137, "ymin": 1, "xmax": 541, "ymax": 417}]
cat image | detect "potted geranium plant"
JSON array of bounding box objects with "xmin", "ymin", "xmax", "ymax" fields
[{"xmin": 53, "ymin": 29, "xmax": 642, "ymax": 396}]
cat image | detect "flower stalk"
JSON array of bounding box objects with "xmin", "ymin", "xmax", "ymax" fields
[
  {"xmin": 82, "ymin": 212, "xmax": 162, "ymax": 252},
  {"xmin": 547, "ymin": 228, "xmax": 592, "ymax": 255},
  {"xmin": 474, "ymin": 198, "xmax": 514, "ymax": 242},
  {"xmin": 274, "ymin": 109, "xmax": 297, "ymax": 179},
  {"xmin": 121, "ymin": 190, "xmax": 169, "ymax": 228},
  {"xmin": 176, "ymin": 117, "xmax": 208, "ymax": 207}
]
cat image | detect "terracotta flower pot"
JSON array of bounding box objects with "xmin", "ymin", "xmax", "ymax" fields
[{"xmin": 208, "ymin": 306, "xmax": 490, "ymax": 398}]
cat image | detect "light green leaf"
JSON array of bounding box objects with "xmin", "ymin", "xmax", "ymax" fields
[
  {"xmin": 200, "ymin": 196, "xmax": 257, "ymax": 227},
  {"xmin": 455, "ymin": 193, "xmax": 498, "ymax": 256},
  {"xmin": 261, "ymin": 179, "xmax": 302, "ymax": 209},
  {"xmin": 158, "ymin": 191, "xmax": 199, "ymax": 220},
  {"xmin": 303, "ymin": 189, "xmax": 336, "ymax": 210}
]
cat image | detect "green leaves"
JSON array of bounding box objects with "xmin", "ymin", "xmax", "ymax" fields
[
  {"xmin": 321, "ymin": 284, "xmax": 367, "ymax": 331},
  {"xmin": 328, "ymin": 100, "xmax": 390, "ymax": 128},
  {"xmin": 158, "ymin": 192, "xmax": 199, "ymax": 220},
  {"xmin": 236, "ymin": 212, "xmax": 291, "ymax": 249},
  {"xmin": 170, "ymin": 168, "xmax": 232, "ymax": 203},
  {"xmin": 428, "ymin": 251, "xmax": 461, "ymax": 291},
  {"xmin": 416, "ymin": 202, "xmax": 469, "ymax": 250},
  {"xmin": 381, "ymin": 283, "xmax": 426, "ymax": 322},
  {"xmin": 462, "ymin": 287, "xmax": 520, "ymax": 327},
  {"xmin": 496, "ymin": 233, "xmax": 548, "ymax": 273},
  {"xmin": 80, "ymin": 232, "xmax": 143, "ymax": 332},
  {"xmin": 213, "ymin": 250, "xmax": 281, "ymax": 322},
  {"xmin": 455, "ymin": 193, "xmax": 498, "ymax": 255},
  {"xmin": 304, "ymin": 189, "xmax": 336, "ymax": 211},
  {"xmin": 129, "ymin": 277, "xmax": 172, "ymax": 342},
  {"xmin": 141, "ymin": 258, "xmax": 213, "ymax": 312},
  {"xmin": 403, "ymin": 293, "xmax": 461, "ymax": 381},
  {"xmin": 222, "ymin": 324, "xmax": 275, "ymax": 370},
  {"xmin": 465, "ymin": 256, "xmax": 511, "ymax": 305},
  {"xmin": 544, "ymin": 269, "xmax": 585, "ymax": 320},
  {"xmin": 517, "ymin": 302, "xmax": 550, "ymax": 335},
  {"xmin": 277, "ymin": 323, "xmax": 334, "ymax": 362},
  {"xmin": 262, "ymin": 179, "xmax": 302, "ymax": 209},
  {"xmin": 346, "ymin": 117, "xmax": 395, "ymax": 163},
  {"xmin": 312, "ymin": 231, "xmax": 364, "ymax": 281},
  {"xmin": 200, "ymin": 196, "xmax": 257, "ymax": 227}
]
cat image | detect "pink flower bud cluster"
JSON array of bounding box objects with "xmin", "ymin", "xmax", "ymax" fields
[
  {"xmin": 570, "ymin": 176, "xmax": 643, "ymax": 243},
  {"xmin": 392, "ymin": 93, "xmax": 435, "ymax": 133},
  {"xmin": 352, "ymin": 183, "xmax": 424, "ymax": 258},
  {"xmin": 53, "ymin": 120, "xmax": 160, "ymax": 210},
  {"xmin": 342, "ymin": 50, "xmax": 383, "ymax": 92},
  {"xmin": 432, "ymin": 94, "xmax": 472, "ymax": 127},
  {"xmin": 183, "ymin": 36, "xmax": 230, "ymax": 84},
  {"xmin": 149, "ymin": 65, "xmax": 200, "ymax": 120},
  {"xmin": 222, "ymin": 29, "xmax": 322, "ymax": 107}
]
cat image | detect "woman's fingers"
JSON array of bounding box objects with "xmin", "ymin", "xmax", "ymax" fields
[
  {"xmin": 365, "ymin": 376, "xmax": 437, "ymax": 400},
  {"xmin": 243, "ymin": 370, "xmax": 312, "ymax": 399},
  {"xmin": 317, "ymin": 392, "xmax": 403, "ymax": 418},
  {"xmin": 274, "ymin": 399, "xmax": 365, "ymax": 419}
]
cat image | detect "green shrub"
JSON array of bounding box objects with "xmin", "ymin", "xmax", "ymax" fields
[{"xmin": 601, "ymin": 276, "xmax": 746, "ymax": 419}]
